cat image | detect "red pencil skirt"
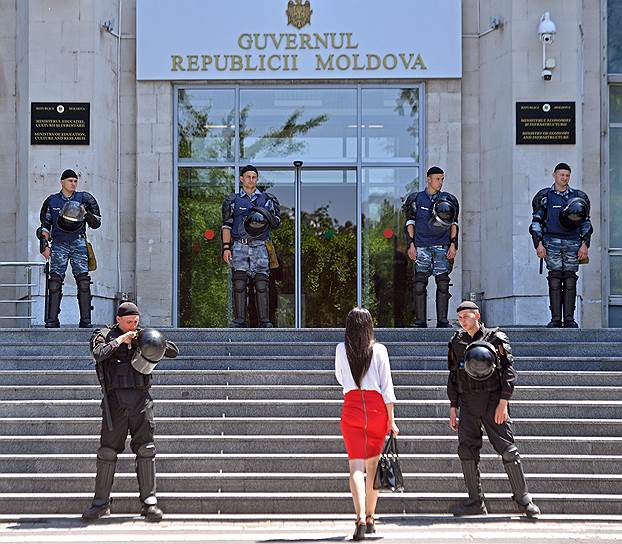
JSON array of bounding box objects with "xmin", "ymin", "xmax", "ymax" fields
[{"xmin": 340, "ymin": 390, "xmax": 389, "ymax": 460}]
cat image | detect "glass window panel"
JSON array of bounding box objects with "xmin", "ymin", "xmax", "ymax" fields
[
  {"xmin": 611, "ymin": 255, "xmax": 622, "ymax": 295},
  {"xmin": 362, "ymin": 167, "xmax": 420, "ymax": 327},
  {"xmin": 608, "ymin": 305, "xmax": 622, "ymax": 327},
  {"xmin": 610, "ymin": 86, "xmax": 622, "ymax": 124},
  {"xmin": 177, "ymin": 89, "xmax": 235, "ymax": 162},
  {"xmin": 240, "ymin": 89, "xmax": 357, "ymax": 162},
  {"xmin": 362, "ymin": 88, "xmax": 420, "ymax": 162},
  {"xmin": 301, "ymin": 169, "xmax": 357, "ymax": 327},
  {"xmin": 609, "ymin": 1, "xmax": 622, "ymax": 74},
  {"xmin": 610, "ymin": 126, "xmax": 622, "ymax": 247},
  {"xmin": 178, "ymin": 167, "xmax": 235, "ymax": 327}
]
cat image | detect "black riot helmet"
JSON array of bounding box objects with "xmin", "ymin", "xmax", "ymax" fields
[
  {"xmin": 57, "ymin": 200, "xmax": 86, "ymax": 232},
  {"xmin": 242, "ymin": 206, "xmax": 272, "ymax": 239},
  {"xmin": 130, "ymin": 328, "xmax": 167, "ymax": 375},
  {"xmin": 559, "ymin": 197, "xmax": 589, "ymax": 230},
  {"xmin": 429, "ymin": 195, "xmax": 458, "ymax": 231},
  {"xmin": 464, "ymin": 341, "xmax": 498, "ymax": 381}
]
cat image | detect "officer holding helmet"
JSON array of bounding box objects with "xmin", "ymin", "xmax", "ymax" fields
[
  {"xmin": 529, "ymin": 163, "xmax": 593, "ymax": 328},
  {"xmin": 402, "ymin": 166, "xmax": 459, "ymax": 327},
  {"xmin": 447, "ymin": 300, "xmax": 540, "ymax": 518},
  {"xmin": 82, "ymin": 302, "xmax": 179, "ymax": 522},
  {"xmin": 36, "ymin": 169, "xmax": 101, "ymax": 328},
  {"xmin": 221, "ymin": 165, "xmax": 281, "ymax": 327}
]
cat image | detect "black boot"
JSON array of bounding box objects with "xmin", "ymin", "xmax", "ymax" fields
[
  {"xmin": 230, "ymin": 271, "xmax": 248, "ymax": 327},
  {"xmin": 411, "ymin": 272, "xmax": 428, "ymax": 328},
  {"xmin": 562, "ymin": 271, "xmax": 578, "ymax": 328},
  {"xmin": 82, "ymin": 447, "xmax": 117, "ymax": 521},
  {"xmin": 546, "ymin": 271, "xmax": 563, "ymax": 327},
  {"xmin": 45, "ymin": 274, "xmax": 63, "ymax": 328},
  {"xmin": 435, "ymin": 273, "xmax": 452, "ymax": 328},
  {"xmin": 76, "ymin": 273, "xmax": 93, "ymax": 328},
  {"xmin": 502, "ymin": 446, "xmax": 540, "ymax": 518},
  {"xmin": 136, "ymin": 443, "xmax": 162, "ymax": 522},
  {"xmin": 451, "ymin": 460, "xmax": 487, "ymax": 516},
  {"xmin": 254, "ymin": 273, "xmax": 273, "ymax": 328}
]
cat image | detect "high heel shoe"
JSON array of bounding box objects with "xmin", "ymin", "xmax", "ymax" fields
[
  {"xmin": 365, "ymin": 515, "xmax": 376, "ymax": 534},
  {"xmin": 352, "ymin": 519, "xmax": 366, "ymax": 541}
]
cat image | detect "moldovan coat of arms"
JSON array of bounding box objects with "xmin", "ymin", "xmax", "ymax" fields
[{"xmin": 287, "ymin": 0, "xmax": 312, "ymax": 29}]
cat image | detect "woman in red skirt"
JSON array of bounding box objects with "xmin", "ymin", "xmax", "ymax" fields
[{"xmin": 335, "ymin": 307, "xmax": 398, "ymax": 541}]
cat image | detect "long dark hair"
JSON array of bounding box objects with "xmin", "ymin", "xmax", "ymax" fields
[{"xmin": 344, "ymin": 307, "xmax": 375, "ymax": 388}]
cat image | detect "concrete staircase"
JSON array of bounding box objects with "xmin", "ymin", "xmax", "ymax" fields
[{"xmin": 1, "ymin": 328, "xmax": 622, "ymax": 517}]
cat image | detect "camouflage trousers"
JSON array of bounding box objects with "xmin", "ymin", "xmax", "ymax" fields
[
  {"xmin": 543, "ymin": 236, "xmax": 581, "ymax": 272},
  {"xmin": 50, "ymin": 237, "xmax": 89, "ymax": 279},
  {"xmin": 415, "ymin": 245, "xmax": 453, "ymax": 277},
  {"xmin": 231, "ymin": 240, "xmax": 269, "ymax": 277}
]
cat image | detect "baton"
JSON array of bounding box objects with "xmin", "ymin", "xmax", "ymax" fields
[
  {"xmin": 95, "ymin": 362, "xmax": 114, "ymax": 432},
  {"xmin": 539, "ymin": 258, "xmax": 543, "ymax": 275},
  {"xmin": 44, "ymin": 260, "xmax": 50, "ymax": 324}
]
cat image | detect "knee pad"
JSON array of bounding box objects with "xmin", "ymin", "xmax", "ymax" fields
[
  {"xmin": 563, "ymin": 271, "xmax": 578, "ymax": 285},
  {"xmin": 97, "ymin": 446, "xmax": 118, "ymax": 462},
  {"xmin": 75, "ymin": 273, "xmax": 91, "ymax": 292},
  {"xmin": 254, "ymin": 274, "xmax": 269, "ymax": 293},
  {"xmin": 435, "ymin": 273, "xmax": 451, "ymax": 292},
  {"xmin": 414, "ymin": 273, "xmax": 428, "ymax": 294},
  {"xmin": 501, "ymin": 445, "xmax": 520, "ymax": 464},
  {"xmin": 547, "ymin": 271, "xmax": 563, "ymax": 288},
  {"xmin": 136, "ymin": 442, "xmax": 156, "ymax": 459},
  {"xmin": 232, "ymin": 271, "xmax": 248, "ymax": 294},
  {"xmin": 48, "ymin": 274, "xmax": 63, "ymax": 293}
]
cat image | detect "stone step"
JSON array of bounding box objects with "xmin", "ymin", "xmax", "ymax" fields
[
  {"xmin": 4, "ymin": 417, "xmax": 622, "ymax": 437},
  {"xmin": 1, "ymin": 491, "xmax": 621, "ymax": 515},
  {"xmin": 2, "ymin": 384, "xmax": 621, "ymax": 401},
  {"xmin": 1, "ymin": 369, "xmax": 620, "ymax": 387},
  {"xmin": 2, "ymin": 472, "xmax": 620, "ymax": 495},
  {"xmin": 1, "ymin": 341, "xmax": 620, "ymax": 358},
  {"xmin": 2, "ymin": 399, "xmax": 621, "ymax": 419},
  {"xmin": 1, "ymin": 435, "xmax": 621, "ymax": 456},
  {"xmin": 1, "ymin": 452, "xmax": 617, "ymax": 474},
  {"xmin": 2, "ymin": 327, "xmax": 622, "ymax": 343},
  {"xmin": 2, "ymin": 356, "xmax": 622, "ymax": 371}
]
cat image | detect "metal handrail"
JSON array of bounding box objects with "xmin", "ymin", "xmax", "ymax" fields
[{"xmin": 0, "ymin": 261, "xmax": 47, "ymax": 326}]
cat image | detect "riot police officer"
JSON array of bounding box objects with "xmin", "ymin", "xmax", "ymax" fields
[
  {"xmin": 448, "ymin": 301, "xmax": 540, "ymax": 518},
  {"xmin": 402, "ymin": 166, "xmax": 459, "ymax": 327},
  {"xmin": 36, "ymin": 169, "xmax": 101, "ymax": 328},
  {"xmin": 221, "ymin": 165, "xmax": 281, "ymax": 327},
  {"xmin": 81, "ymin": 302, "xmax": 179, "ymax": 522},
  {"xmin": 529, "ymin": 163, "xmax": 593, "ymax": 328}
]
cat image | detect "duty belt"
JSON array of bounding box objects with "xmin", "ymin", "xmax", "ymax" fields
[{"xmin": 235, "ymin": 238, "xmax": 264, "ymax": 245}]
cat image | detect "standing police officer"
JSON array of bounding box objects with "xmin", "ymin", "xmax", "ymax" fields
[
  {"xmin": 81, "ymin": 302, "xmax": 179, "ymax": 522},
  {"xmin": 448, "ymin": 301, "xmax": 540, "ymax": 518},
  {"xmin": 221, "ymin": 165, "xmax": 281, "ymax": 328},
  {"xmin": 529, "ymin": 163, "xmax": 593, "ymax": 328},
  {"xmin": 403, "ymin": 166, "xmax": 459, "ymax": 328},
  {"xmin": 37, "ymin": 169, "xmax": 101, "ymax": 328}
]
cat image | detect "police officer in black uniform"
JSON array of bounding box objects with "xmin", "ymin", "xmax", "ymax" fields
[
  {"xmin": 529, "ymin": 163, "xmax": 593, "ymax": 327},
  {"xmin": 221, "ymin": 165, "xmax": 281, "ymax": 327},
  {"xmin": 402, "ymin": 166, "xmax": 459, "ymax": 327},
  {"xmin": 81, "ymin": 302, "xmax": 179, "ymax": 522},
  {"xmin": 448, "ymin": 301, "xmax": 540, "ymax": 518},
  {"xmin": 37, "ymin": 169, "xmax": 101, "ymax": 328}
]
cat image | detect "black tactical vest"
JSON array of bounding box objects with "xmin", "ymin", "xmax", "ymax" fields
[{"xmin": 99, "ymin": 326, "xmax": 151, "ymax": 391}]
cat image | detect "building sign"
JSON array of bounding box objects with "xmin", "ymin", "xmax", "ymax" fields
[
  {"xmin": 30, "ymin": 103, "xmax": 90, "ymax": 145},
  {"xmin": 516, "ymin": 102, "xmax": 576, "ymax": 145},
  {"xmin": 137, "ymin": 0, "xmax": 461, "ymax": 80}
]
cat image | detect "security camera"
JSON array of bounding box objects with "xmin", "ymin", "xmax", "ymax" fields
[
  {"xmin": 538, "ymin": 12, "xmax": 556, "ymax": 44},
  {"xmin": 542, "ymin": 69, "xmax": 553, "ymax": 81}
]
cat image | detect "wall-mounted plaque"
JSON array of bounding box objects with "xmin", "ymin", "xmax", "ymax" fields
[
  {"xmin": 31, "ymin": 102, "xmax": 90, "ymax": 145},
  {"xmin": 516, "ymin": 102, "xmax": 575, "ymax": 145}
]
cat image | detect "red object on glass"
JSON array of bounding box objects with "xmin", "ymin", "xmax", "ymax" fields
[
  {"xmin": 383, "ymin": 228, "xmax": 394, "ymax": 239},
  {"xmin": 204, "ymin": 229, "xmax": 215, "ymax": 241}
]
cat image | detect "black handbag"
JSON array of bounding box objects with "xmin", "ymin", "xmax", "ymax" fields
[{"xmin": 373, "ymin": 433, "xmax": 404, "ymax": 492}]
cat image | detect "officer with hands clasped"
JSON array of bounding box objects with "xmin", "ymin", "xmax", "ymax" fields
[
  {"xmin": 529, "ymin": 162, "xmax": 593, "ymax": 327},
  {"xmin": 36, "ymin": 168, "xmax": 101, "ymax": 328},
  {"xmin": 81, "ymin": 302, "xmax": 179, "ymax": 523},
  {"xmin": 403, "ymin": 166, "xmax": 459, "ymax": 328},
  {"xmin": 447, "ymin": 300, "xmax": 540, "ymax": 518},
  {"xmin": 221, "ymin": 164, "xmax": 281, "ymax": 328}
]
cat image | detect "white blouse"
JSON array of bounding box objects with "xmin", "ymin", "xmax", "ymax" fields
[{"xmin": 334, "ymin": 342, "xmax": 397, "ymax": 404}]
